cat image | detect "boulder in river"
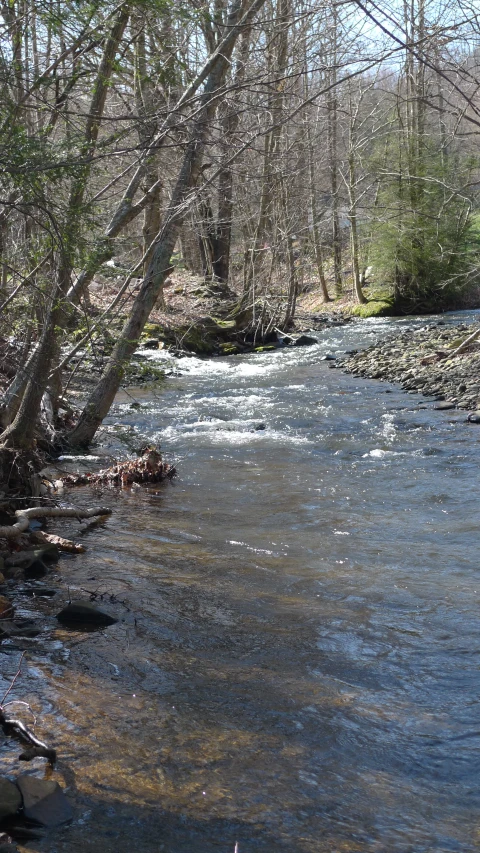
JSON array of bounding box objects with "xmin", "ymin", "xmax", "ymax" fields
[
  {"xmin": 467, "ymin": 410, "xmax": 480, "ymax": 423},
  {"xmin": 292, "ymin": 334, "xmax": 317, "ymax": 347},
  {"xmin": 56, "ymin": 600, "xmax": 118, "ymax": 628},
  {"xmin": 0, "ymin": 779, "xmax": 21, "ymax": 821},
  {"xmin": 16, "ymin": 776, "xmax": 73, "ymax": 827},
  {"xmin": 434, "ymin": 401, "xmax": 456, "ymax": 410}
]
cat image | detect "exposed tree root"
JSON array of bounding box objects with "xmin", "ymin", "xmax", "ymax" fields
[{"xmin": 61, "ymin": 444, "xmax": 176, "ymax": 487}]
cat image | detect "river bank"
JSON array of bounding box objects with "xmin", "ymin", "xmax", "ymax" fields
[{"xmin": 335, "ymin": 318, "xmax": 480, "ymax": 418}]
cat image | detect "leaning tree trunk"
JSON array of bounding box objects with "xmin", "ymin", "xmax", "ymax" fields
[{"xmin": 68, "ymin": 0, "xmax": 267, "ymax": 448}]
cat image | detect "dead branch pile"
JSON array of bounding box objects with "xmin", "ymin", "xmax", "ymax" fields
[{"xmin": 61, "ymin": 445, "xmax": 176, "ymax": 488}]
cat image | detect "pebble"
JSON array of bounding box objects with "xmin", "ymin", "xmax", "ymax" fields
[{"xmin": 339, "ymin": 322, "xmax": 480, "ymax": 416}]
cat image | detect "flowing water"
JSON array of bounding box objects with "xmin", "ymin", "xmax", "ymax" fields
[{"xmin": 2, "ymin": 312, "xmax": 480, "ymax": 853}]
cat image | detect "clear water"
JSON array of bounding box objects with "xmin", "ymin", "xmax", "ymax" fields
[{"xmin": 2, "ymin": 311, "xmax": 480, "ymax": 853}]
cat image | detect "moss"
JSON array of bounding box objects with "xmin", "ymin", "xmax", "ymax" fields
[
  {"xmin": 349, "ymin": 300, "xmax": 394, "ymax": 318},
  {"xmin": 211, "ymin": 318, "xmax": 236, "ymax": 330},
  {"xmin": 142, "ymin": 323, "xmax": 164, "ymax": 338},
  {"xmin": 254, "ymin": 344, "xmax": 277, "ymax": 353},
  {"xmin": 220, "ymin": 343, "xmax": 241, "ymax": 355},
  {"xmin": 124, "ymin": 361, "xmax": 166, "ymax": 385}
]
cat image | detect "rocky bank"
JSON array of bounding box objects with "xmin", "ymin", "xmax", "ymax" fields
[{"xmin": 336, "ymin": 320, "xmax": 480, "ymax": 419}]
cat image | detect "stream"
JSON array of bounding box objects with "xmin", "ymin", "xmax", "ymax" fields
[{"xmin": 2, "ymin": 311, "xmax": 480, "ymax": 853}]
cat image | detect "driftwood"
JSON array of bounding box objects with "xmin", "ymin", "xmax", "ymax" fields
[
  {"xmin": 0, "ymin": 506, "xmax": 112, "ymax": 540},
  {"xmin": 62, "ymin": 445, "xmax": 176, "ymax": 488},
  {"xmin": 30, "ymin": 530, "xmax": 86, "ymax": 553},
  {"xmin": 0, "ymin": 711, "xmax": 57, "ymax": 763},
  {"xmin": 450, "ymin": 327, "xmax": 480, "ymax": 356}
]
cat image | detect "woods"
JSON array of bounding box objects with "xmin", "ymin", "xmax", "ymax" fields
[{"xmin": 0, "ymin": 0, "xmax": 479, "ymax": 457}]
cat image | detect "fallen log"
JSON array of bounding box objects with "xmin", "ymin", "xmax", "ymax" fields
[{"xmin": 0, "ymin": 506, "xmax": 112, "ymax": 540}]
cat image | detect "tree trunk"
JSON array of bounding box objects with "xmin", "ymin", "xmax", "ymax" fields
[{"xmin": 68, "ymin": 0, "xmax": 266, "ymax": 448}]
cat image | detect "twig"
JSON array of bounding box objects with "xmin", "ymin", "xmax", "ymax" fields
[
  {"xmin": 1, "ymin": 651, "xmax": 26, "ymax": 705},
  {"xmin": 0, "ymin": 653, "xmax": 57, "ymax": 764}
]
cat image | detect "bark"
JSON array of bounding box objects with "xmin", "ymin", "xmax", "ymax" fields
[
  {"xmin": 0, "ymin": 505, "xmax": 111, "ymax": 539},
  {"xmin": 327, "ymin": 4, "xmax": 342, "ymax": 297},
  {"xmin": 305, "ymin": 106, "xmax": 330, "ymax": 303},
  {"xmin": 212, "ymin": 22, "xmax": 252, "ymax": 284},
  {"xmin": 0, "ymin": 7, "xmax": 130, "ymax": 450}
]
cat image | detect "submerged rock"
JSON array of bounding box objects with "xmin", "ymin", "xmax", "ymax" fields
[
  {"xmin": 16, "ymin": 776, "xmax": 73, "ymax": 827},
  {"xmin": 56, "ymin": 600, "xmax": 118, "ymax": 628},
  {"xmin": 0, "ymin": 619, "xmax": 42, "ymax": 639},
  {"xmin": 0, "ymin": 779, "xmax": 21, "ymax": 821},
  {"xmin": 434, "ymin": 401, "xmax": 456, "ymax": 410},
  {"xmin": 0, "ymin": 596, "xmax": 14, "ymax": 620}
]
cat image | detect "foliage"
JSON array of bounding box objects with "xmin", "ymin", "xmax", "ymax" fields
[
  {"xmin": 349, "ymin": 300, "xmax": 393, "ymax": 318},
  {"xmin": 368, "ymin": 138, "xmax": 480, "ymax": 312}
]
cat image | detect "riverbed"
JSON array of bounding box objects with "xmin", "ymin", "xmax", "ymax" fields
[{"xmin": 2, "ymin": 311, "xmax": 480, "ymax": 853}]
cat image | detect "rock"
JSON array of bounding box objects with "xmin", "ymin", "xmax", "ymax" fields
[
  {"xmin": 16, "ymin": 776, "xmax": 73, "ymax": 827},
  {"xmin": 0, "ymin": 831, "xmax": 19, "ymax": 852},
  {"xmin": 5, "ymin": 547, "xmax": 59, "ymax": 568},
  {"xmin": 141, "ymin": 338, "xmax": 160, "ymax": 349},
  {"xmin": 292, "ymin": 334, "xmax": 317, "ymax": 347},
  {"xmin": 0, "ymin": 573, "xmax": 5, "ymax": 585},
  {"xmin": 467, "ymin": 411, "xmax": 480, "ymax": 423},
  {"xmin": 277, "ymin": 334, "xmax": 295, "ymax": 346},
  {"xmin": 323, "ymin": 354, "xmax": 336, "ymax": 361},
  {"xmin": 434, "ymin": 401, "xmax": 456, "ymax": 410},
  {"xmin": 0, "ymin": 596, "xmax": 14, "ymax": 619},
  {"xmin": 0, "ymin": 620, "xmax": 37, "ymax": 639},
  {"xmin": 0, "ymin": 779, "xmax": 21, "ymax": 820},
  {"xmin": 253, "ymin": 422, "xmax": 266, "ymax": 431},
  {"xmin": 56, "ymin": 600, "xmax": 118, "ymax": 628}
]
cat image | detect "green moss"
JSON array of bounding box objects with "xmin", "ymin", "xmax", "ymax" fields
[
  {"xmin": 254, "ymin": 344, "xmax": 277, "ymax": 352},
  {"xmin": 211, "ymin": 318, "xmax": 236, "ymax": 330},
  {"xmin": 142, "ymin": 323, "xmax": 164, "ymax": 338},
  {"xmin": 350, "ymin": 300, "xmax": 394, "ymax": 318}
]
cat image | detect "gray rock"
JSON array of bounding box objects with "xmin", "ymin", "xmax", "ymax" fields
[
  {"xmin": 434, "ymin": 401, "xmax": 456, "ymax": 410},
  {"xmin": 56, "ymin": 600, "xmax": 118, "ymax": 628},
  {"xmin": 17, "ymin": 776, "xmax": 72, "ymax": 827},
  {"xmin": 293, "ymin": 334, "xmax": 317, "ymax": 347},
  {"xmin": 5, "ymin": 547, "xmax": 58, "ymax": 568},
  {"xmin": 467, "ymin": 411, "xmax": 480, "ymax": 423},
  {"xmin": 141, "ymin": 338, "xmax": 160, "ymax": 349},
  {"xmin": 0, "ymin": 779, "xmax": 21, "ymax": 821},
  {"xmin": 0, "ymin": 619, "xmax": 42, "ymax": 639}
]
